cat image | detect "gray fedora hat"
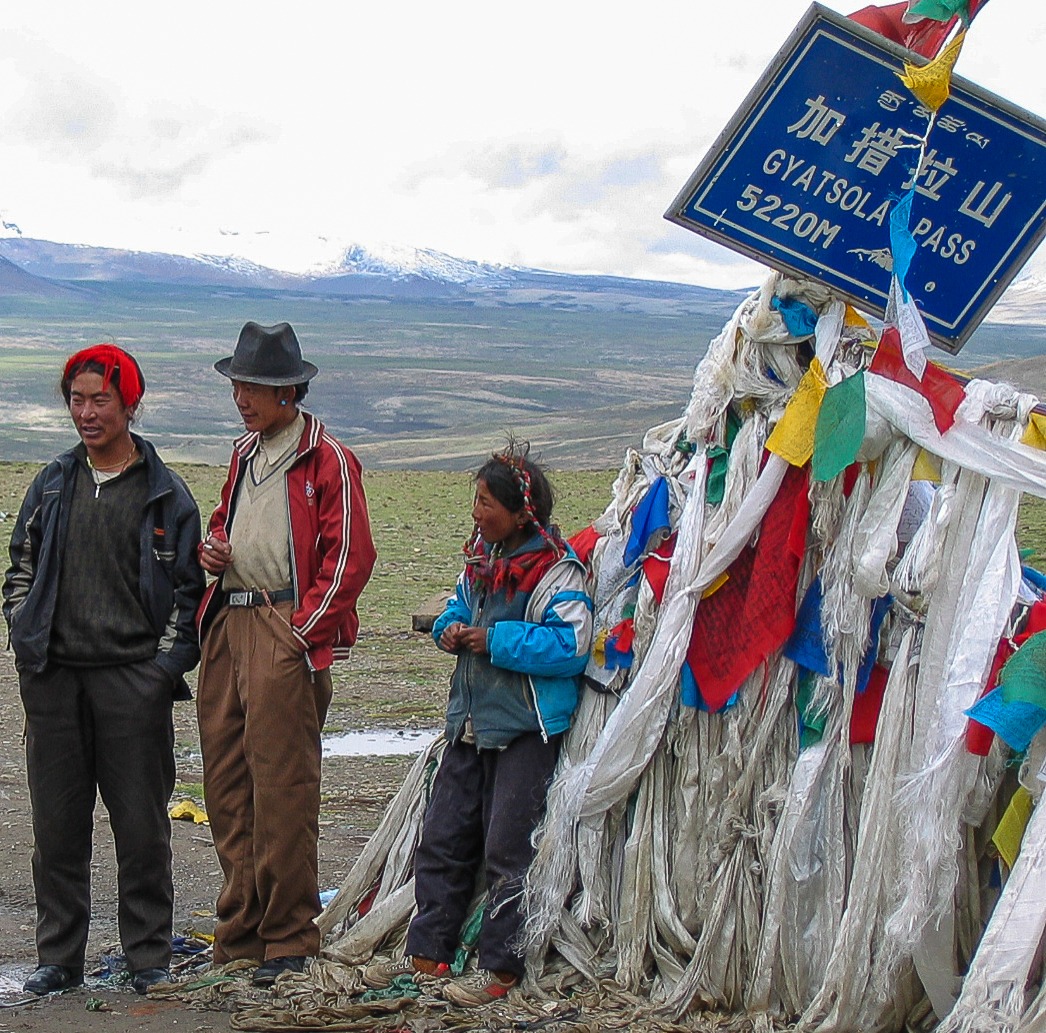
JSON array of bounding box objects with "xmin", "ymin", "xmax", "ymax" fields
[{"xmin": 214, "ymin": 321, "xmax": 319, "ymax": 386}]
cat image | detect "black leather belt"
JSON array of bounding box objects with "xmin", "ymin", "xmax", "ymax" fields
[{"xmin": 225, "ymin": 588, "xmax": 295, "ymax": 607}]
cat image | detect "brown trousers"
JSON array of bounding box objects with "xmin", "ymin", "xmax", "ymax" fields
[{"xmin": 197, "ymin": 602, "xmax": 332, "ymax": 963}]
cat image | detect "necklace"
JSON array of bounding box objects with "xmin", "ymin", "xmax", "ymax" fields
[{"xmin": 87, "ymin": 442, "xmax": 138, "ymax": 497}]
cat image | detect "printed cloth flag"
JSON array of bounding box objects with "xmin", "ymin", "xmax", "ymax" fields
[
  {"xmin": 998, "ymin": 629, "xmax": 1046, "ymax": 710},
  {"xmin": 898, "ymin": 29, "xmax": 966, "ymax": 110},
  {"xmin": 848, "ymin": 0, "xmax": 985, "ymax": 57},
  {"xmin": 812, "ymin": 372, "xmax": 867, "ymax": 482},
  {"xmin": 624, "ymin": 476, "xmax": 671, "ymax": 567},
  {"xmin": 796, "ymin": 670, "xmax": 828, "ymax": 747},
  {"xmin": 680, "ymin": 662, "xmax": 740, "ymax": 712},
  {"xmin": 991, "ymin": 787, "xmax": 1034, "ymax": 871},
  {"xmin": 851, "ymin": 662, "xmax": 890, "ymax": 744},
  {"xmin": 568, "ymin": 524, "xmax": 602, "ymax": 566},
  {"xmin": 766, "ymin": 358, "xmax": 828, "ymax": 466},
  {"xmin": 912, "ymin": 447, "xmax": 942, "ymax": 482},
  {"xmin": 868, "ymin": 326, "xmax": 965, "ymax": 432},
  {"xmin": 907, "ymin": 0, "xmax": 979, "ymax": 25},
  {"xmin": 771, "ymin": 294, "xmax": 819, "ymax": 338},
  {"xmin": 1021, "ymin": 412, "xmax": 1046, "ymax": 452},
  {"xmin": 643, "ymin": 535, "xmax": 676, "ymax": 605},
  {"xmin": 964, "ymin": 687, "xmax": 1046, "ymax": 753},
  {"xmin": 966, "ymin": 638, "xmax": 1011, "ymax": 755},
  {"xmin": 603, "ymin": 619, "xmax": 635, "ymax": 670},
  {"xmin": 886, "ymin": 272, "xmax": 932, "ymax": 378},
  {"xmin": 848, "ymin": 2, "xmax": 953, "ymax": 57},
  {"xmin": 706, "ymin": 445, "xmax": 731, "ymax": 506},
  {"xmin": 966, "ymin": 598, "xmax": 1046, "ymax": 754},
  {"xmin": 844, "ymin": 304, "xmax": 873, "ymax": 331},
  {"xmin": 784, "ymin": 577, "xmax": 892, "ymax": 693},
  {"xmin": 686, "ymin": 464, "xmax": 810, "ymax": 712},
  {"xmin": 889, "ymin": 192, "xmax": 919, "ymax": 303}
]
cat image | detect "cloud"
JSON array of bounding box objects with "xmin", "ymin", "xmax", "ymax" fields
[{"xmin": 467, "ymin": 144, "xmax": 568, "ymax": 188}]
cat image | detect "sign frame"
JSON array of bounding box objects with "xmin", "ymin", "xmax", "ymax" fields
[{"xmin": 664, "ymin": 3, "xmax": 1046, "ymax": 353}]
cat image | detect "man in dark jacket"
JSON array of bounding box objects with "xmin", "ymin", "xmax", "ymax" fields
[{"xmin": 2, "ymin": 344, "xmax": 204, "ymax": 997}]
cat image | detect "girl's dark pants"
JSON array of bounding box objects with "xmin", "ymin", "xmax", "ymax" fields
[{"xmin": 406, "ymin": 730, "xmax": 560, "ymax": 978}]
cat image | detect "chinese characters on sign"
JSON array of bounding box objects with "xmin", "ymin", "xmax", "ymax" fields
[{"xmin": 664, "ymin": 3, "xmax": 1046, "ymax": 353}]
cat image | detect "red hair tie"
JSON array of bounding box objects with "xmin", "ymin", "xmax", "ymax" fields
[{"xmin": 63, "ymin": 344, "xmax": 144, "ymax": 409}]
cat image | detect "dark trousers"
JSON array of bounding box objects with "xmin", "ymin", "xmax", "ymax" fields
[
  {"xmin": 406, "ymin": 731, "xmax": 560, "ymax": 978},
  {"xmin": 197, "ymin": 603, "xmax": 332, "ymax": 963},
  {"xmin": 19, "ymin": 660, "xmax": 176, "ymax": 972}
]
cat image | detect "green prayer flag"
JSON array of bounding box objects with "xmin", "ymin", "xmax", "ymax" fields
[
  {"xmin": 999, "ymin": 630, "xmax": 1046, "ymax": 710},
  {"xmin": 706, "ymin": 446, "xmax": 730, "ymax": 506},
  {"xmin": 812, "ymin": 372, "xmax": 866, "ymax": 483},
  {"xmin": 908, "ymin": 0, "xmax": 971, "ymax": 24},
  {"xmin": 796, "ymin": 671, "xmax": 827, "ymax": 749}
]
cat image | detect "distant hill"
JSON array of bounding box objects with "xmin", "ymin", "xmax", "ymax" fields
[
  {"xmin": 2, "ymin": 234, "xmax": 1046, "ymax": 469},
  {"xmin": 0, "ymin": 237, "xmax": 750, "ymax": 318},
  {"xmin": 0, "ymin": 254, "xmax": 81, "ymax": 298}
]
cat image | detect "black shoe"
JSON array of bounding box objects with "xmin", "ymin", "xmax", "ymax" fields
[
  {"xmin": 252, "ymin": 955, "xmax": 307, "ymax": 987},
  {"xmin": 130, "ymin": 967, "xmax": 171, "ymax": 995},
  {"xmin": 23, "ymin": 964, "xmax": 83, "ymax": 995}
]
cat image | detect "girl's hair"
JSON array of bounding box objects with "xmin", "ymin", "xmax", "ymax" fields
[{"xmin": 475, "ymin": 440, "xmax": 555, "ymax": 529}]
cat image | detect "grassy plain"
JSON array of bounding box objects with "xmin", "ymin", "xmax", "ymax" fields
[
  {"xmin": 0, "ymin": 286, "xmax": 720, "ymax": 470},
  {"xmin": 0, "ymin": 461, "xmax": 619, "ymax": 726}
]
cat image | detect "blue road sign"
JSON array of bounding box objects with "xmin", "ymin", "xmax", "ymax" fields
[{"xmin": 665, "ymin": 3, "xmax": 1046, "ymax": 353}]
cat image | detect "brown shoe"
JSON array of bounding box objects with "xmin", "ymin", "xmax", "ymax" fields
[
  {"xmin": 361, "ymin": 955, "xmax": 449, "ymax": 989},
  {"xmin": 441, "ymin": 970, "xmax": 518, "ymax": 1007}
]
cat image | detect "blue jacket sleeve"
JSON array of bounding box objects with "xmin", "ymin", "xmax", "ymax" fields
[
  {"xmin": 487, "ymin": 586, "xmax": 592, "ymax": 677},
  {"xmin": 432, "ymin": 574, "xmax": 473, "ymax": 649}
]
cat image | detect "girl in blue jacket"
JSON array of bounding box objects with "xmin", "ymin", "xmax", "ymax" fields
[{"xmin": 365, "ymin": 444, "xmax": 592, "ymax": 1006}]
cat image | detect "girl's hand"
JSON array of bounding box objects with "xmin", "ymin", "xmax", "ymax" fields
[
  {"xmin": 439, "ymin": 621, "xmax": 467, "ymax": 652},
  {"xmin": 457, "ymin": 626, "xmax": 489, "ymax": 655}
]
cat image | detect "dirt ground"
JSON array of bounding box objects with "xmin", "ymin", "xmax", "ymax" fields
[{"xmin": 0, "ymin": 630, "xmax": 444, "ymax": 1033}]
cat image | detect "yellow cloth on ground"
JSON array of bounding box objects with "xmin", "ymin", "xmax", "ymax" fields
[{"xmin": 170, "ymin": 799, "xmax": 210, "ymax": 824}]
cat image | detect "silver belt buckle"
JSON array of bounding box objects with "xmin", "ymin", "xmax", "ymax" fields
[{"xmin": 228, "ymin": 591, "xmax": 251, "ymax": 606}]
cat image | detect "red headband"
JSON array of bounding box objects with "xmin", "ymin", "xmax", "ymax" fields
[{"xmin": 63, "ymin": 344, "xmax": 144, "ymax": 409}]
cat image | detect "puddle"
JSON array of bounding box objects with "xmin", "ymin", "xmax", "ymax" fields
[
  {"xmin": 0, "ymin": 963, "xmax": 26, "ymax": 997},
  {"xmin": 323, "ymin": 727, "xmax": 439, "ymax": 757}
]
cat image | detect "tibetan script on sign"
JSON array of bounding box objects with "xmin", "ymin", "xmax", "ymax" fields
[{"xmin": 664, "ymin": 2, "xmax": 1046, "ymax": 353}]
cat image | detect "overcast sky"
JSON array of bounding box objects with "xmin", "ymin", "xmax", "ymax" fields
[{"xmin": 2, "ymin": 1, "xmax": 1042, "ymax": 288}]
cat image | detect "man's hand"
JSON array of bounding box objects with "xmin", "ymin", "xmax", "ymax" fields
[{"xmin": 200, "ymin": 534, "xmax": 233, "ymax": 575}]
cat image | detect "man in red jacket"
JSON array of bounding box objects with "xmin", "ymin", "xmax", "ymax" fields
[{"xmin": 196, "ymin": 322, "xmax": 376, "ymax": 987}]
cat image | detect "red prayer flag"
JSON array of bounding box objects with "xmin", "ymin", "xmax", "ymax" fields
[
  {"xmin": 686, "ymin": 465, "xmax": 810, "ymax": 712},
  {"xmin": 848, "ymin": 1, "xmax": 988, "ymax": 58},
  {"xmin": 643, "ymin": 534, "xmax": 676, "ymax": 605},
  {"xmin": 869, "ymin": 326, "xmax": 965, "ymax": 433},
  {"xmin": 851, "ymin": 663, "xmax": 889, "ymax": 744},
  {"xmin": 568, "ymin": 524, "xmax": 602, "ymax": 566}
]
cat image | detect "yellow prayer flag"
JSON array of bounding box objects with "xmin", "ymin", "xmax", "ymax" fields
[
  {"xmin": 592, "ymin": 629, "xmax": 607, "ymax": 668},
  {"xmin": 701, "ymin": 572, "xmax": 730, "ymax": 600},
  {"xmin": 992, "ymin": 786, "xmax": 1033, "ymax": 872},
  {"xmin": 912, "ymin": 448, "xmax": 942, "ymax": 482},
  {"xmin": 766, "ymin": 359, "xmax": 827, "ymax": 467},
  {"xmin": 1021, "ymin": 411, "xmax": 1046, "ymax": 451},
  {"xmin": 844, "ymin": 304, "xmax": 871, "ymax": 330},
  {"xmin": 898, "ymin": 30, "xmax": 965, "ymax": 112}
]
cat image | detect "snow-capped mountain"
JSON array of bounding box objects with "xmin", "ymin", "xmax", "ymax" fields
[
  {"xmin": 0, "ymin": 237, "xmax": 751, "ymax": 317},
  {"xmin": 311, "ymin": 242, "xmax": 511, "ymax": 286}
]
